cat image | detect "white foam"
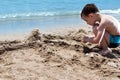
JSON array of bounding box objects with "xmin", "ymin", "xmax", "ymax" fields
[
  {"xmin": 0, "ymin": 9, "xmax": 120, "ymax": 21},
  {"xmin": 101, "ymin": 9, "xmax": 120, "ymax": 14}
]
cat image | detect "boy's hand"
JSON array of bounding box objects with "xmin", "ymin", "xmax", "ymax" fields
[{"xmin": 83, "ymin": 36, "xmax": 90, "ymax": 43}]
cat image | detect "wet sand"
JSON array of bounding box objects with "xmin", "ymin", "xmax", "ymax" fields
[{"xmin": 0, "ymin": 27, "xmax": 120, "ymax": 80}]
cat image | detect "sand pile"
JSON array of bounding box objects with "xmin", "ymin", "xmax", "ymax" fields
[{"xmin": 0, "ymin": 28, "xmax": 120, "ymax": 80}]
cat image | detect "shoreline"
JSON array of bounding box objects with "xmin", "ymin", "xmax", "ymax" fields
[
  {"xmin": 0, "ymin": 15, "xmax": 86, "ymax": 34},
  {"xmin": 0, "ymin": 13, "xmax": 119, "ymax": 35},
  {"xmin": 0, "ymin": 25, "xmax": 90, "ymax": 41}
]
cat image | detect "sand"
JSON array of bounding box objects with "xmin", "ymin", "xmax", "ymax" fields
[{"xmin": 0, "ymin": 27, "xmax": 120, "ymax": 80}]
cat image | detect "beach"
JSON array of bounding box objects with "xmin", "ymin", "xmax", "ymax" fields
[
  {"xmin": 0, "ymin": 0, "xmax": 120, "ymax": 80},
  {"xmin": 0, "ymin": 27, "xmax": 120, "ymax": 80}
]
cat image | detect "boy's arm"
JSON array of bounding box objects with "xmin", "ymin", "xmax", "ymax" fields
[
  {"xmin": 93, "ymin": 28, "xmax": 105, "ymax": 44},
  {"xmin": 89, "ymin": 25, "xmax": 106, "ymax": 44},
  {"xmin": 83, "ymin": 22, "xmax": 106, "ymax": 44}
]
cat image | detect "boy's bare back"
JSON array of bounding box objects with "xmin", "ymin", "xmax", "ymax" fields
[{"xmin": 99, "ymin": 14, "xmax": 120, "ymax": 35}]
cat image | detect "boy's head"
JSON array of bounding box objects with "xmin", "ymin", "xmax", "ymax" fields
[{"xmin": 81, "ymin": 3, "xmax": 99, "ymax": 25}]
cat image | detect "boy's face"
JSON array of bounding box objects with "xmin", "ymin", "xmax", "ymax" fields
[{"xmin": 81, "ymin": 13, "xmax": 95, "ymax": 26}]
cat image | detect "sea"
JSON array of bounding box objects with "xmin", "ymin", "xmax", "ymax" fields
[{"xmin": 0, "ymin": 0, "xmax": 120, "ymax": 34}]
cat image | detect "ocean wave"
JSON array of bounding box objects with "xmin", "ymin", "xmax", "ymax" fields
[
  {"xmin": 0, "ymin": 9, "xmax": 120, "ymax": 21},
  {"xmin": 0, "ymin": 11, "xmax": 80, "ymax": 21},
  {"xmin": 101, "ymin": 9, "xmax": 120, "ymax": 14}
]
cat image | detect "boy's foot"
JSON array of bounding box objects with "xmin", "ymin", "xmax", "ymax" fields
[{"xmin": 99, "ymin": 48, "xmax": 112, "ymax": 56}]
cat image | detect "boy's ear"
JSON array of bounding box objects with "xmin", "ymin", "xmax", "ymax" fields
[{"xmin": 88, "ymin": 13, "xmax": 94, "ymax": 17}]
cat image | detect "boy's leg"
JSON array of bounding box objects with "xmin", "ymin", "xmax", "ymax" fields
[
  {"xmin": 100, "ymin": 31, "xmax": 109, "ymax": 49},
  {"xmin": 99, "ymin": 32, "xmax": 112, "ymax": 55}
]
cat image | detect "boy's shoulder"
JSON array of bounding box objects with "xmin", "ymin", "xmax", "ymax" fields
[
  {"xmin": 102, "ymin": 14, "xmax": 116, "ymax": 21},
  {"xmin": 100, "ymin": 14, "xmax": 117, "ymax": 24},
  {"xmin": 98, "ymin": 14, "xmax": 112, "ymax": 28}
]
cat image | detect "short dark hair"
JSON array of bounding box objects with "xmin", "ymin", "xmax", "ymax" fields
[{"xmin": 81, "ymin": 3, "xmax": 99, "ymax": 17}]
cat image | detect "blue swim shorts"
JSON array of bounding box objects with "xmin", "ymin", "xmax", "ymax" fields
[{"xmin": 109, "ymin": 35, "xmax": 120, "ymax": 48}]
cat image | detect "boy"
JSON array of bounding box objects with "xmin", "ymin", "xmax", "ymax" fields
[{"xmin": 81, "ymin": 3, "xmax": 120, "ymax": 55}]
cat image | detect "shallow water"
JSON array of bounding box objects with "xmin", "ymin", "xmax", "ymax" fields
[{"xmin": 0, "ymin": 0, "xmax": 120, "ymax": 34}]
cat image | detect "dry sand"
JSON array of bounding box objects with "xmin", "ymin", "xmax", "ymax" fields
[{"xmin": 0, "ymin": 27, "xmax": 120, "ymax": 80}]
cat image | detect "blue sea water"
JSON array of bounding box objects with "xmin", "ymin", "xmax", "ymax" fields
[{"xmin": 0, "ymin": 0, "xmax": 120, "ymax": 34}]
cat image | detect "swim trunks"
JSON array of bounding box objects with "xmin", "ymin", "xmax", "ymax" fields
[{"xmin": 109, "ymin": 35, "xmax": 120, "ymax": 48}]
